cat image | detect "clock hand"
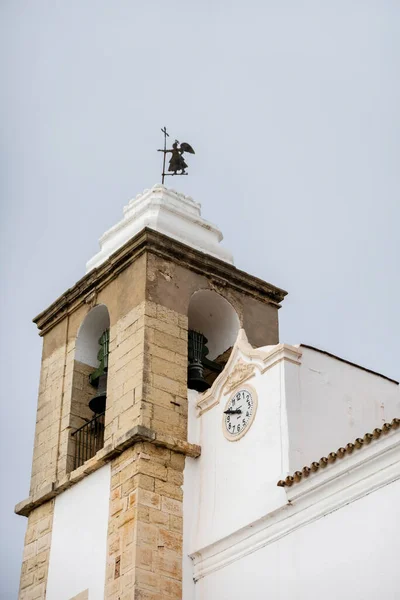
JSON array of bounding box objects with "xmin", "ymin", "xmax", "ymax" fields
[{"xmin": 224, "ymin": 409, "xmax": 242, "ymax": 415}]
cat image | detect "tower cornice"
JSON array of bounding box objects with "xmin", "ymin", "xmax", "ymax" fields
[{"xmin": 33, "ymin": 228, "xmax": 287, "ymax": 335}]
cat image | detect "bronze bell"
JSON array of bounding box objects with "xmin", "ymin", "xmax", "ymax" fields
[
  {"xmin": 187, "ymin": 330, "xmax": 211, "ymax": 393},
  {"xmin": 89, "ymin": 372, "xmax": 107, "ymax": 414},
  {"xmin": 88, "ymin": 329, "xmax": 109, "ymax": 415}
]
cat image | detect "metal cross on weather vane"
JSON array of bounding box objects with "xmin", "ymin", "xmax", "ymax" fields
[{"xmin": 158, "ymin": 127, "xmax": 195, "ymax": 184}]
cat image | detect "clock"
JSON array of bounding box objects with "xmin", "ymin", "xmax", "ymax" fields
[{"xmin": 222, "ymin": 385, "xmax": 258, "ymax": 441}]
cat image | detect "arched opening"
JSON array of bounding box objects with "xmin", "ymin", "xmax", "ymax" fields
[
  {"xmin": 68, "ymin": 305, "xmax": 110, "ymax": 471},
  {"xmin": 187, "ymin": 290, "xmax": 240, "ymax": 391}
]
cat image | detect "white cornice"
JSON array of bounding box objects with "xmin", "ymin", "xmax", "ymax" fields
[
  {"xmin": 196, "ymin": 330, "xmax": 302, "ymax": 415},
  {"xmin": 189, "ymin": 428, "xmax": 400, "ymax": 581}
]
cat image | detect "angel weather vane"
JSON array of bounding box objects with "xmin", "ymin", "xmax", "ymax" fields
[{"xmin": 158, "ymin": 127, "xmax": 195, "ymax": 184}]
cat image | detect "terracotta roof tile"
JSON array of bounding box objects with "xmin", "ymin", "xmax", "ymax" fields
[{"xmin": 277, "ymin": 418, "xmax": 400, "ymax": 488}]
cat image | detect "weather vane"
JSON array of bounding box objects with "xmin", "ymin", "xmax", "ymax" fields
[{"xmin": 158, "ymin": 127, "xmax": 195, "ymax": 184}]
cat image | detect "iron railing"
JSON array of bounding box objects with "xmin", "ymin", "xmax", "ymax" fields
[{"xmin": 71, "ymin": 412, "xmax": 105, "ymax": 470}]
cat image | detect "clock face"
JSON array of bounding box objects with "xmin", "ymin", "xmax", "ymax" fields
[{"xmin": 223, "ymin": 387, "xmax": 257, "ymax": 441}]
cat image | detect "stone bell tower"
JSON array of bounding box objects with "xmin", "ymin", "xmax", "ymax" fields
[{"xmin": 16, "ymin": 184, "xmax": 286, "ymax": 600}]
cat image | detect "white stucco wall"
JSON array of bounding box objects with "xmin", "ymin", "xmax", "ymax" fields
[
  {"xmin": 185, "ymin": 365, "xmax": 290, "ymax": 554},
  {"xmin": 195, "ymin": 477, "xmax": 400, "ymax": 600},
  {"xmin": 183, "ymin": 352, "xmax": 294, "ymax": 599},
  {"xmin": 183, "ymin": 337, "xmax": 400, "ymax": 600},
  {"xmin": 46, "ymin": 464, "xmax": 110, "ymax": 600},
  {"xmin": 290, "ymin": 346, "xmax": 400, "ymax": 468}
]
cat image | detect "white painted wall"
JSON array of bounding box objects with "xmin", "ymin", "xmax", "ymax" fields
[
  {"xmin": 186, "ymin": 365, "xmax": 290, "ymax": 552},
  {"xmin": 195, "ymin": 477, "xmax": 400, "ymax": 600},
  {"xmin": 289, "ymin": 346, "xmax": 400, "ymax": 468},
  {"xmin": 183, "ymin": 351, "xmax": 293, "ymax": 598},
  {"xmin": 46, "ymin": 464, "xmax": 111, "ymax": 600},
  {"xmin": 183, "ymin": 337, "xmax": 400, "ymax": 600}
]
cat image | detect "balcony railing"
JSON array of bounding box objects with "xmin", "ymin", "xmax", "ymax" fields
[{"xmin": 71, "ymin": 412, "xmax": 105, "ymax": 470}]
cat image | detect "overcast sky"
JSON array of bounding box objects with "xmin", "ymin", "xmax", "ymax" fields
[{"xmin": 1, "ymin": 1, "xmax": 399, "ymax": 598}]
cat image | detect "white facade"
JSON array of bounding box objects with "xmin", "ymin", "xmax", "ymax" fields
[
  {"xmin": 195, "ymin": 476, "xmax": 400, "ymax": 600},
  {"xmin": 46, "ymin": 464, "xmax": 111, "ymax": 600},
  {"xmin": 183, "ymin": 332, "xmax": 400, "ymax": 600}
]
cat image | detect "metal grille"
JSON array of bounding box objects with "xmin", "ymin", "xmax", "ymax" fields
[{"xmin": 71, "ymin": 412, "xmax": 105, "ymax": 470}]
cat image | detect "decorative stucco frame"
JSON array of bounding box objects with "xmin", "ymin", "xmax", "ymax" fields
[{"xmin": 196, "ymin": 329, "xmax": 302, "ymax": 416}]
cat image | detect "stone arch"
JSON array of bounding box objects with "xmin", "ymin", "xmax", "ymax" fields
[
  {"xmin": 75, "ymin": 304, "xmax": 110, "ymax": 367},
  {"xmin": 68, "ymin": 305, "xmax": 110, "ymax": 471},
  {"xmin": 188, "ymin": 290, "xmax": 240, "ymax": 389}
]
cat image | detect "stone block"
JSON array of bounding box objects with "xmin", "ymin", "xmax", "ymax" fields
[
  {"xmin": 118, "ymin": 405, "xmax": 141, "ymax": 433},
  {"xmin": 151, "ymin": 405, "xmax": 181, "ymax": 427},
  {"xmin": 137, "ymin": 489, "xmax": 161, "ymax": 510},
  {"xmin": 140, "ymin": 442, "xmax": 171, "ymax": 462},
  {"xmin": 151, "ymin": 375, "xmax": 181, "ymax": 397},
  {"xmin": 148, "ymin": 508, "xmax": 169, "ymax": 527},
  {"xmin": 134, "ymin": 588, "xmax": 163, "ymax": 600},
  {"xmin": 150, "ymin": 419, "xmax": 186, "ymax": 440},
  {"xmin": 152, "ymin": 330, "xmax": 187, "ymax": 356},
  {"xmin": 167, "ymin": 468, "xmax": 183, "ymax": 487},
  {"xmin": 121, "ymin": 476, "xmax": 140, "ymax": 498},
  {"xmin": 169, "ymin": 453, "xmax": 186, "ymax": 471},
  {"xmin": 136, "ymin": 505, "xmax": 149, "ymax": 523},
  {"xmin": 161, "ymin": 497, "xmax": 182, "ymax": 517},
  {"xmin": 154, "ymin": 549, "xmax": 182, "ymax": 580},
  {"xmin": 135, "ymin": 568, "xmax": 159, "ymax": 591},
  {"xmin": 123, "ymin": 373, "xmax": 143, "ymax": 395},
  {"xmin": 137, "ymin": 522, "xmax": 158, "ymax": 547},
  {"xmin": 154, "ymin": 481, "xmax": 182, "ymax": 502},
  {"xmin": 157, "ymin": 529, "xmax": 182, "ymax": 554},
  {"xmin": 145, "ymin": 316, "xmax": 181, "ymax": 339},
  {"xmin": 168, "ymin": 515, "xmax": 182, "ymax": 533},
  {"xmin": 20, "ymin": 572, "xmax": 35, "ymax": 590},
  {"xmin": 160, "ymin": 575, "xmax": 182, "ymax": 599},
  {"xmin": 136, "ymin": 474, "xmax": 155, "ymax": 492},
  {"xmin": 135, "ymin": 546, "xmax": 153, "ymax": 571},
  {"xmin": 138, "ymin": 460, "xmax": 168, "ymax": 483},
  {"xmin": 150, "ymin": 357, "xmax": 185, "ymax": 384}
]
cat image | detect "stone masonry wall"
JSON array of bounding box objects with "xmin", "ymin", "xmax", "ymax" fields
[
  {"xmin": 18, "ymin": 500, "xmax": 54, "ymax": 600},
  {"xmin": 143, "ymin": 301, "xmax": 188, "ymax": 442},
  {"xmin": 105, "ymin": 302, "xmax": 147, "ymax": 447},
  {"xmin": 146, "ymin": 253, "xmax": 280, "ymax": 349},
  {"xmin": 29, "ymin": 340, "xmax": 69, "ymax": 497},
  {"xmin": 105, "ymin": 442, "xmax": 184, "ymax": 600},
  {"xmin": 104, "ymin": 300, "xmax": 188, "ymax": 448}
]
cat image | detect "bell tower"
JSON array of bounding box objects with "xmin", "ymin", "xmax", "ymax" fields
[{"xmin": 16, "ymin": 184, "xmax": 286, "ymax": 600}]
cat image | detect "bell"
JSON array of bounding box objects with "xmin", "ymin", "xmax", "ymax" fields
[
  {"xmin": 89, "ymin": 373, "xmax": 107, "ymax": 414},
  {"xmin": 187, "ymin": 330, "xmax": 211, "ymax": 392}
]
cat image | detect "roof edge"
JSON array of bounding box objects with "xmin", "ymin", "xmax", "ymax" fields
[{"xmin": 301, "ymin": 344, "xmax": 398, "ymax": 385}]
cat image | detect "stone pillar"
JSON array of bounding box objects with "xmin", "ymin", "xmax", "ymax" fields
[
  {"xmin": 18, "ymin": 501, "xmax": 54, "ymax": 600},
  {"xmin": 104, "ymin": 299, "xmax": 188, "ymax": 599},
  {"xmin": 105, "ymin": 443, "xmax": 184, "ymax": 600}
]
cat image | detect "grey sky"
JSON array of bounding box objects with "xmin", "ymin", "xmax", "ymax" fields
[{"xmin": 1, "ymin": 1, "xmax": 399, "ymax": 597}]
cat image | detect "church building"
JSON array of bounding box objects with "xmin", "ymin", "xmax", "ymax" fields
[{"xmin": 16, "ymin": 183, "xmax": 400, "ymax": 599}]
